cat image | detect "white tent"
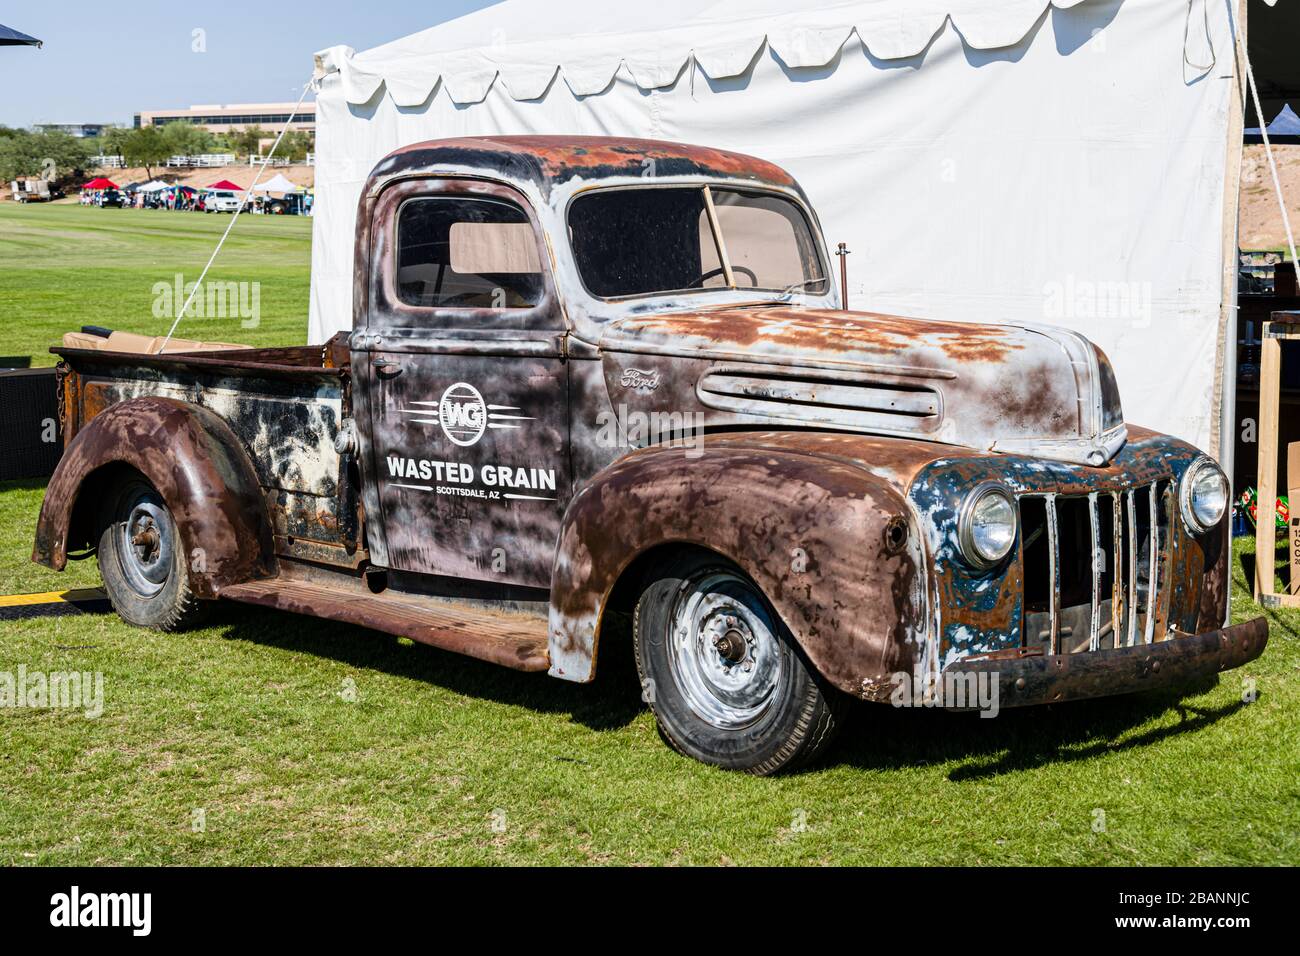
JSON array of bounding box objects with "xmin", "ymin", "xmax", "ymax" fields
[
  {"xmin": 251, "ymin": 173, "xmax": 302, "ymax": 194},
  {"xmin": 138, "ymin": 180, "xmax": 172, "ymax": 192},
  {"xmin": 311, "ymin": 0, "xmax": 1247, "ymax": 459}
]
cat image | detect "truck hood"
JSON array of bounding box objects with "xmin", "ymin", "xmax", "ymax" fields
[{"xmin": 598, "ymin": 306, "xmax": 1126, "ymax": 467}]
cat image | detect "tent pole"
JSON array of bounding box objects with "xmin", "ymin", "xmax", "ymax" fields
[{"xmin": 1217, "ymin": 0, "xmax": 1246, "ymax": 501}]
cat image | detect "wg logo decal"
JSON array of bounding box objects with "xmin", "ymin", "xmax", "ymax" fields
[
  {"xmin": 438, "ymin": 382, "xmax": 487, "ymax": 446},
  {"xmin": 396, "ymin": 382, "xmax": 535, "ymax": 445}
]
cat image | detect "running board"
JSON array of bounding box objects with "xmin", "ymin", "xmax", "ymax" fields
[{"xmin": 220, "ymin": 579, "xmax": 550, "ymax": 672}]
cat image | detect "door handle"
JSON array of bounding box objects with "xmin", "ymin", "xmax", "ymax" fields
[{"xmin": 372, "ymin": 359, "xmax": 403, "ymax": 377}]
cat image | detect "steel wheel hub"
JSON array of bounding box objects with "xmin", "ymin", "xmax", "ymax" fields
[
  {"xmin": 118, "ymin": 495, "xmax": 173, "ymax": 597},
  {"xmin": 667, "ymin": 570, "xmax": 783, "ymax": 730}
]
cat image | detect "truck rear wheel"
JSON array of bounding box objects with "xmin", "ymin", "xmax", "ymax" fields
[
  {"xmin": 97, "ymin": 475, "xmax": 203, "ymax": 631},
  {"xmin": 633, "ymin": 552, "xmax": 847, "ymax": 775}
]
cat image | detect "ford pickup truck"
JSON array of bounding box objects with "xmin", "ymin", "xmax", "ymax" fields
[{"xmin": 33, "ymin": 136, "xmax": 1267, "ymax": 774}]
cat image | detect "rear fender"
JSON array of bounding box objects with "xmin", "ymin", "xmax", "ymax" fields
[
  {"xmin": 548, "ymin": 443, "xmax": 929, "ymax": 696},
  {"xmin": 32, "ymin": 397, "xmax": 275, "ymax": 597}
]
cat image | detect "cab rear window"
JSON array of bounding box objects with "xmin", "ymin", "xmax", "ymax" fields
[{"xmin": 397, "ymin": 196, "xmax": 545, "ymax": 309}]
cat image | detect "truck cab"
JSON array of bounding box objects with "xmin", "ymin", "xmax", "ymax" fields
[{"xmin": 34, "ymin": 136, "xmax": 1267, "ymax": 774}]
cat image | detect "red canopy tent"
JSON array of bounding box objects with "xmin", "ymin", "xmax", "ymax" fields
[
  {"xmin": 206, "ymin": 179, "xmax": 244, "ymax": 191},
  {"xmin": 82, "ymin": 177, "xmax": 118, "ymax": 190}
]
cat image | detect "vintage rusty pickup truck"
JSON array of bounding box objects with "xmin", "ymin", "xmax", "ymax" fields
[{"xmin": 33, "ymin": 137, "xmax": 1267, "ymax": 774}]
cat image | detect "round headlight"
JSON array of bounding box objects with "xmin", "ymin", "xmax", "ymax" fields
[
  {"xmin": 959, "ymin": 484, "xmax": 1018, "ymax": 568},
  {"xmin": 1180, "ymin": 457, "xmax": 1228, "ymax": 534}
]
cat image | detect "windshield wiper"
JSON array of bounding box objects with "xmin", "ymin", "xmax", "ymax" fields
[{"xmin": 776, "ymin": 278, "xmax": 829, "ymax": 301}]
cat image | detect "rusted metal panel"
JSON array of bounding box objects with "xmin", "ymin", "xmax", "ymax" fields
[
  {"xmin": 53, "ymin": 349, "xmax": 358, "ymax": 569},
  {"xmin": 355, "ymin": 175, "xmax": 570, "ymax": 589},
  {"xmin": 32, "ymin": 397, "xmax": 275, "ymax": 598},
  {"xmin": 222, "ymin": 576, "xmax": 549, "ymax": 672},
  {"xmin": 372, "ymin": 136, "xmax": 797, "ymax": 202},
  {"xmin": 598, "ymin": 308, "xmax": 1117, "ymax": 466},
  {"xmin": 1196, "ymin": 519, "xmax": 1230, "ymax": 632},
  {"xmin": 950, "ymin": 617, "xmax": 1268, "ymax": 709},
  {"xmin": 364, "ymin": 344, "xmax": 571, "ymax": 588},
  {"xmin": 74, "ymin": 373, "xmax": 342, "ymax": 500},
  {"xmin": 52, "ymin": 345, "xmax": 347, "ymax": 380},
  {"xmin": 904, "ymin": 429, "xmax": 1223, "ymax": 673},
  {"xmin": 548, "ymin": 436, "xmax": 928, "ymax": 696}
]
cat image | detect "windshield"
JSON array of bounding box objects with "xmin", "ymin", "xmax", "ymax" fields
[{"xmin": 568, "ymin": 186, "xmax": 828, "ymax": 300}]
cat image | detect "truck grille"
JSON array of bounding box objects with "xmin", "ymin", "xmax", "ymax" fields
[{"xmin": 1020, "ymin": 481, "xmax": 1175, "ymax": 654}]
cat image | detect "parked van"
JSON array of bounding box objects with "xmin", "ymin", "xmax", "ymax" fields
[{"xmin": 204, "ymin": 190, "xmax": 241, "ymax": 213}]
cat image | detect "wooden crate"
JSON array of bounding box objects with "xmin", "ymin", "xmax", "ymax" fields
[{"xmin": 1254, "ymin": 311, "xmax": 1300, "ymax": 607}]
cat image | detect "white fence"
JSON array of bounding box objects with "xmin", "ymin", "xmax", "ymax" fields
[
  {"xmin": 90, "ymin": 155, "xmax": 125, "ymax": 168},
  {"xmin": 165, "ymin": 154, "xmax": 237, "ymax": 168}
]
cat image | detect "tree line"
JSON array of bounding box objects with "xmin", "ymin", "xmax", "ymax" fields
[{"xmin": 0, "ymin": 123, "xmax": 314, "ymax": 183}]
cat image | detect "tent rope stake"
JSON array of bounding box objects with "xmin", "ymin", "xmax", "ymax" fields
[{"xmin": 160, "ymin": 79, "xmax": 314, "ymax": 350}]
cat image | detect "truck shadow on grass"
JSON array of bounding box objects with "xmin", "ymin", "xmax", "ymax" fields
[
  {"xmin": 209, "ymin": 603, "xmax": 646, "ymax": 732},
  {"xmin": 209, "ymin": 602, "xmax": 1250, "ymax": 779},
  {"xmin": 838, "ymin": 684, "xmax": 1248, "ymax": 782}
]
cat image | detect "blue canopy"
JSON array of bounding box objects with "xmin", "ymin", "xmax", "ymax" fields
[
  {"xmin": 0, "ymin": 23, "xmax": 41, "ymax": 47},
  {"xmin": 1246, "ymin": 104, "xmax": 1300, "ymax": 141}
]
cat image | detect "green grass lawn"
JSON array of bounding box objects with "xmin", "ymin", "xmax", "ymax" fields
[
  {"xmin": 0, "ymin": 202, "xmax": 310, "ymax": 366},
  {"xmin": 0, "ymin": 206, "xmax": 1296, "ymax": 865}
]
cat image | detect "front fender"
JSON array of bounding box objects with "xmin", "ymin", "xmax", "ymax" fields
[
  {"xmin": 547, "ymin": 442, "xmax": 928, "ymax": 695},
  {"xmin": 32, "ymin": 396, "xmax": 275, "ymax": 598}
]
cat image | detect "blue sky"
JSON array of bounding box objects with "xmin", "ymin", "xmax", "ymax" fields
[{"xmin": 0, "ymin": 1, "xmax": 496, "ymax": 128}]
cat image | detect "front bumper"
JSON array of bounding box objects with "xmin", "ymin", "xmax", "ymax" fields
[{"xmin": 945, "ymin": 617, "xmax": 1268, "ymax": 708}]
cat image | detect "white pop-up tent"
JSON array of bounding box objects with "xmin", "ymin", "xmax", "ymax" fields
[
  {"xmin": 251, "ymin": 173, "xmax": 303, "ymax": 194},
  {"xmin": 311, "ymin": 0, "xmax": 1249, "ymax": 460}
]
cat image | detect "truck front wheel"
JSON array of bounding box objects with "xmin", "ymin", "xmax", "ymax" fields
[
  {"xmin": 634, "ymin": 552, "xmax": 847, "ymax": 775},
  {"xmin": 97, "ymin": 475, "xmax": 203, "ymax": 631}
]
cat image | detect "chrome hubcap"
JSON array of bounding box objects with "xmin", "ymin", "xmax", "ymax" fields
[
  {"xmin": 667, "ymin": 570, "xmax": 783, "ymax": 730},
  {"xmin": 117, "ymin": 494, "xmax": 173, "ymax": 597}
]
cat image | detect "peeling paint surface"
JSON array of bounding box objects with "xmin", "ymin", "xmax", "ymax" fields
[{"xmin": 30, "ymin": 137, "xmax": 1261, "ymax": 711}]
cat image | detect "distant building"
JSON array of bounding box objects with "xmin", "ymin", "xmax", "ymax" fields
[
  {"xmin": 35, "ymin": 123, "xmax": 110, "ymax": 138},
  {"xmin": 133, "ymin": 103, "xmax": 315, "ymax": 134}
]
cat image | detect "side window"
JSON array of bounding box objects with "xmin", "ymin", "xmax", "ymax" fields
[{"xmin": 396, "ymin": 196, "xmax": 545, "ymax": 309}]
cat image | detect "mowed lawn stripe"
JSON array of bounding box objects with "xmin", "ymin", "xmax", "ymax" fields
[{"xmin": 0, "ymin": 203, "xmax": 311, "ymax": 366}]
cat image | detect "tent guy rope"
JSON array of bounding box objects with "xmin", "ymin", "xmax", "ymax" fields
[
  {"xmin": 1237, "ymin": 27, "xmax": 1299, "ymax": 277},
  {"xmin": 159, "ymin": 79, "xmax": 314, "ymax": 350}
]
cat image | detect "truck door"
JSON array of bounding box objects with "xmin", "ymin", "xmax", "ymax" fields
[{"xmin": 357, "ymin": 179, "xmax": 570, "ymax": 590}]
